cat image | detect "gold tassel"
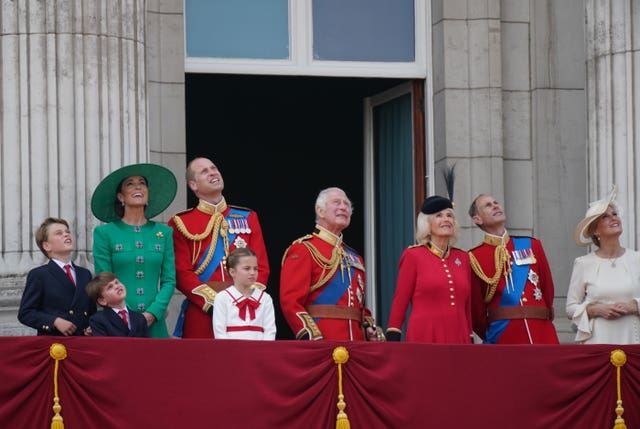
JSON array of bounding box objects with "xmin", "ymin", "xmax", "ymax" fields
[
  {"xmin": 610, "ymin": 349, "xmax": 627, "ymax": 429},
  {"xmin": 332, "ymin": 346, "xmax": 351, "ymax": 429},
  {"xmin": 49, "ymin": 343, "xmax": 68, "ymax": 429}
]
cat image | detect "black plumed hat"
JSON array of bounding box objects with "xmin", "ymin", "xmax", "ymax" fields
[{"xmin": 420, "ymin": 195, "xmax": 453, "ymax": 214}]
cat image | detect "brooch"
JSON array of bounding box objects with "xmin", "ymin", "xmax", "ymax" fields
[{"xmin": 233, "ymin": 236, "xmax": 247, "ymax": 248}]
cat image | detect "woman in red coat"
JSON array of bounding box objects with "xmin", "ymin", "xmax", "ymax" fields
[{"xmin": 386, "ymin": 196, "xmax": 473, "ymax": 344}]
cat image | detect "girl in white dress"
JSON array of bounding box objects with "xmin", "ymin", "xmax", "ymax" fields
[
  {"xmin": 212, "ymin": 247, "xmax": 276, "ymax": 340},
  {"xmin": 567, "ymin": 185, "xmax": 640, "ymax": 344}
]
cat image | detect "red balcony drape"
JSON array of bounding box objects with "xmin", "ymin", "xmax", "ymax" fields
[{"xmin": 0, "ymin": 337, "xmax": 638, "ymax": 429}]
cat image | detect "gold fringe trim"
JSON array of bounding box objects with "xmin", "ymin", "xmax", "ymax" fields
[
  {"xmin": 610, "ymin": 349, "xmax": 627, "ymax": 429},
  {"xmin": 49, "ymin": 343, "xmax": 67, "ymax": 429},
  {"xmin": 469, "ymin": 245, "xmax": 512, "ymax": 304},
  {"xmin": 333, "ymin": 346, "xmax": 351, "ymax": 429}
]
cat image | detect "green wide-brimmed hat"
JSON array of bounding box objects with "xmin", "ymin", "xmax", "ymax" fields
[{"xmin": 91, "ymin": 163, "xmax": 177, "ymax": 223}]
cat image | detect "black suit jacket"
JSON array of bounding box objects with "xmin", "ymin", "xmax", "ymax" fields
[
  {"xmin": 18, "ymin": 260, "xmax": 96, "ymax": 335},
  {"xmin": 89, "ymin": 307, "xmax": 149, "ymax": 337}
]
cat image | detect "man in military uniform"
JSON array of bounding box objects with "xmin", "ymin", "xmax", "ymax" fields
[
  {"xmin": 468, "ymin": 194, "xmax": 559, "ymax": 344},
  {"xmin": 168, "ymin": 157, "xmax": 270, "ymax": 338},
  {"xmin": 280, "ymin": 187, "xmax": 383, "ymax": 341}
]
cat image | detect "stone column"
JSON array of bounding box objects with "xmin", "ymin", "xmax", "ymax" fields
[
  {"xmin": 431, "ymin": 0, "xmax": 504, "ymax": 250},
  {"xmin": 0, "ymin": 0, "xmax": 147, "ymax": 333},
  {"xmin": 586, "ymin": 0, "xmax": 639, "ymax": 249},
  {"xmin": 145, "ymin": 0, "xmax": 187, "ymax": 335}
]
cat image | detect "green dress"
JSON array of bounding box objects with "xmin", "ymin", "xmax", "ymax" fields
[{"xmin": 93, "ymin": 220, "xmax": 176, "ymax": 338}]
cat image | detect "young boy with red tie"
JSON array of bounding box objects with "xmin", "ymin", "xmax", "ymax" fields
[
  {"xmin": 18, "ymin": 217, "xmax": 96, "ymax": 335},
  {"xmin": 86, "ymin": 272, "xmax": 148, "ymax": 337}
]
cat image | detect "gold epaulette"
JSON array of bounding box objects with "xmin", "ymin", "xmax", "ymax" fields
[
  {"xmin": 172, "ymin": 207, "xmax": 195, "ymax": 217},
  {"xmin": 293, "ymin": 234, "xmax": 313, "ymax": 245},
  {"xmin": 407, "ymin": 244, "xmax": 422, "ymax": 249},
  {"xmin": 251, "ymin": 283, "xmax": 266, "ymax": 291},
  {"xmin": 229, "ymin": 204, "xmax": 253, "ymax": 212},
  {"xmin": 281, "ymin": 234, "xmax": 314, "ymax": 266}
]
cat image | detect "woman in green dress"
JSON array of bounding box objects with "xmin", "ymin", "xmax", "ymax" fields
[{"xmin": 91, "ymin": 163, "xmax": 177, "ymax": 338}]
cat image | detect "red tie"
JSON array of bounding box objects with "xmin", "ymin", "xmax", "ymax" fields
[
  {"xmin": 118, "ymin": 310, "xmax": 128, "ymax": 327},
  {"xmin": 64, "ymin": 264, "xmax": 75, "ymax": 286}
]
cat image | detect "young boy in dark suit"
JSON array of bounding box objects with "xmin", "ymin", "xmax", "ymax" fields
[
  {"xmin": 18, "ymin": 217, "xmax": 96, "ymax": 335},
  {"xmin": 86, "ymin": 272, "xmax": 148, "ymax": 337}
]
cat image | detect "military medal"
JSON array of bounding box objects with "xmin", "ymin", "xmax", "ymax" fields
[
  {"xmin": 528, "ymin": 270, "xmax": 542, "ymax": 301},
  {"xmin": 233, "ymin": 236, "xmax": 247, "ymax": 248},
  {"xmin": 513, "ymin": 248, "xmax": 536, "ymax": 265},
  {"xmin": 455, "ymin": 258, "xmax": 462, "ymax": 267}
]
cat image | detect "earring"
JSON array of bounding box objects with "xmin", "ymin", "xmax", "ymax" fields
[{"xmin": 120, "ymin": 200, "xmax": 125, "ymax": 207}]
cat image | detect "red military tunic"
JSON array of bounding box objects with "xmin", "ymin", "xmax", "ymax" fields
[
  {"xmin": 280, "ymin": 225, "xmax": 372, "ymax": 341},
  {"xmin": 387, "ymin": 245, "xmax": 473, "ymax": 344},
  {"xmin": 168, "ymin": 198, "xmax": 269, "ymax": 338},
  {"xmin": 469, "ymin": 231, "xmax": 559, "ymax": 344}
]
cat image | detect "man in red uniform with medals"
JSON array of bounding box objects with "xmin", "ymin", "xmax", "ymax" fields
[
  {"xmin": 468, "ymin": 194, "xmax": 559, "ymax": 344},
  {"xmin": 168, "ymin": 157, "xmax": 270, "ymax": 338},
  {"xmin": 280, "ymin": 187, "xmax": 384, "ymax": 341}
]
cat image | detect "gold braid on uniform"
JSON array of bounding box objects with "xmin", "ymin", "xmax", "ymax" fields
[
  {"xmin": 302, "ymin": 241, "xmax": 344, "ymax": 292},
  {"xmin": 172, "ymin": 212, "xmax": 229, "ymax": 273},
  {"xmin": 469, "ymin": 245, "xmax": 512, "ymax": 304}
]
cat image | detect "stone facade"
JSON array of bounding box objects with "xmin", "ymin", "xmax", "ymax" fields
[
  {"xmin": 1, "ymin": 0, "xmax": 636, "ymax": 343},
  {"xmin": 0, "ymin": 0, "xmax": 185, "ymax": 335}
]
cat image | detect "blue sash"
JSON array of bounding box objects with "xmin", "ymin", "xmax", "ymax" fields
[
  {"xmin": 195, "ymin": 208, "xmax": 247, "ymax": 282},
  {"xmin": 485, "ymin": 237, "xmax": 530, "ymax": 344},
  {"xmin": 310, "ymin": 248, "xmax": 357, "ymax": 321},
  {"xmin": 172, "ymin": 208, "xmax": 249, "ymax": 337}
]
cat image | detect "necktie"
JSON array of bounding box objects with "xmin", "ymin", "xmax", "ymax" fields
[
  {"xmin": 118, "ymin": 310, "xmax": 129, "ymax": 327},
  {"xmin": 64, "ymin": 264, "xmax": 75, "ymax": 286}
]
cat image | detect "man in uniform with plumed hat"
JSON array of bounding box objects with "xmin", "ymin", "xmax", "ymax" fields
[
  {"xmin": 168, "ymin": 157, "xmax": 270, "ymax": 338},
  {"xmin": 468, "ymin": 194, "xmax": 559, "ymax": 344}
]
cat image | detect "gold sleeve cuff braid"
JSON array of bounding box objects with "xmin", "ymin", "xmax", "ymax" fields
[
  {"xmin": 363, "ymin": 316, "xmax": 386, "ymax": 341},
  {"xmin": 296, "ymin": 312, "xmax": 323, "ymax": 340},
  {"xmin": 192, "ymin": 284, "xmax": 217, "ymax": 312}
]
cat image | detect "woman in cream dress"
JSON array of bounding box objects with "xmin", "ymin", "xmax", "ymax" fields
[{"xmin": 566, "ymin": 185, "xmax": 640, "ymax": 344}]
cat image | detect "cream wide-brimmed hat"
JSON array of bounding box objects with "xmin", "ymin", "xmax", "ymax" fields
[{"xmin": 573, "ymin": 185, "xmax": 618, "ymax": 247}]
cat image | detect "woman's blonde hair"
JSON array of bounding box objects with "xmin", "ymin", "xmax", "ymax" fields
[{"xmin": 415, "ymin": 209, "xmax": 459, "ymax": 245}]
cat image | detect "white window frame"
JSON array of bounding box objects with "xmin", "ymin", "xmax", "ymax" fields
[{"xmin": 185, "ymin": 0, "xmax": 428, "ymax": 78}]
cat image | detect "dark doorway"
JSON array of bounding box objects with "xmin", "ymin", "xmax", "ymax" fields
[{"xmin": 185, "ymin": 74, "xmax": 404, "ymax": 339}]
